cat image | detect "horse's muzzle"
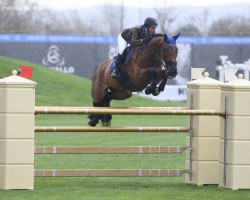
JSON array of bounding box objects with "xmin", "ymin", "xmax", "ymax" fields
[{"xmin": 165, "ymin": 61, "xmax": 177, "ymax": 79}]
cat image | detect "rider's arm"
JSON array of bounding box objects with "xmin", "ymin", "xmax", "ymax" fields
[{"xmin": 131, "ymin": 28, "xmax": 143, "ymax": 45}]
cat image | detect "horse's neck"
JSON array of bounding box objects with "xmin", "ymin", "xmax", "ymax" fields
[
  {"xmin": 148, "ymin": 37, "xmax": 163, "ymax": 52},
  {"xmin": 138, "ymin": 38, "xmax": 163, "ymax": 65}
]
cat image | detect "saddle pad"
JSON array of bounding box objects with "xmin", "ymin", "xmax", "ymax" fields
[
  {"xmin": 124, "ymin": 45, "xmax": 134, "ymax": 65},
  {"xmin": 109, "ymin": 59, "xmax": 115, "ymax": 71},
  {"xmin": 109, "ymin": 45, "xmax": 134, "ymax": 71}
]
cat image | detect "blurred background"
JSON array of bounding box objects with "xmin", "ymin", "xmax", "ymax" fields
[{"xmin": 0, "ymin": 0, "xmax": 250, "ymax": 100}]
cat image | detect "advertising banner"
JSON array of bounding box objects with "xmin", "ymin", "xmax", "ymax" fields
[{"xmin": 1, "ymin": 34, "xmax": 250, "ymax": 101}]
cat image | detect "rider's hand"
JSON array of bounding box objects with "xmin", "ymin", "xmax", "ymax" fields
[{"xmin": 142, "ymin": 35, "xmax": 151, "ymax": 43}]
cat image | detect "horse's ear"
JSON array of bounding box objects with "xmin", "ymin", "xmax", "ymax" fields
[
  {"xmin": 173, "ymin": 32, "xmax": 180, "ymax": 41},
  {"xmin": 164, "ymin": 34, "xmax": 168, "ymax": 43}
]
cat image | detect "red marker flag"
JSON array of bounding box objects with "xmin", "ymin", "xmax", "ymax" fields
[{"xmin": 19, "ymin": 65, "xmax": 33, "ymax": 79}]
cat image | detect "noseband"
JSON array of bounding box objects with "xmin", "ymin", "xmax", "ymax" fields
[{"xmin": 161, "ymin": 44, "xmax": 177, "ymax": 69}]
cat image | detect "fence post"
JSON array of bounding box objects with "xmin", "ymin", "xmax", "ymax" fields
[
  {"xmin": 185, "ymin": 72, "xmax": 223, "ymax": 185},
  {"xmin": 0, "ymin": 70, "xmax": 36, "ymax": 190},
  {"xmin": 219, "ymin": 74, "xmax": 250, "ymax": 190}
]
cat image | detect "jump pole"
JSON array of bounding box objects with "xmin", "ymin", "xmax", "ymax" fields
[
  {"xmin": 35, "ymin": 107, "xmax": 224, "ymax": 115},
  {"xmin": 34, "ymin": 169, "xmax": 190, "ymax": 177},
  {"xmin": 34, "ymin": 146, "xmax": 189, "ymax": 154},
  {"xmin": 34, "ymin": 126, "xmax": 190, "ymax": 132}
]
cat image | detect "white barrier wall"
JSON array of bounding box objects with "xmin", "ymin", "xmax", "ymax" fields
[
  {"xmin": 1, "ymin": 70, "xmax": 250, "ymax": 190},
  {"xmin": 185, "ymin": 73, "xmax": 224, "ymax": 185},
  {"xmin": 0, "ymin": 71, "xmax": 36, "ymax": 190},
  {"xmin": 219, "ymin": 74, "xmax": 250, "ymax": 190},
  {"xmin": 135, "ymin": 85, "xmax": 187, "ymax": 101}
]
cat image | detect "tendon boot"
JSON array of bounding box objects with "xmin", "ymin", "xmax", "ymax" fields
[{"xmin": 111, "ymin": 54, "xmax": 122, "ymax": 79}]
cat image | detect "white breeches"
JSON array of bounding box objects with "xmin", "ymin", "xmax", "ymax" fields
[{"xmin": 118, "ymin": 33, "xmax": 128, "ymax": 55}]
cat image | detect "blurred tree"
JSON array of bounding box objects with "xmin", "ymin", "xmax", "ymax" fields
[
  {"xmin": 199, "ymin": 9, "xmax": 209, "ymax": 36},
  {"xmin": 0, "ymin": 0, "xmax": 99, "ymax": 35},
  {"xmin": 208, "ymin": 16, "xmax": 250, "ymax": 36},
  {"xmin": 43, "ymin": 11, "xmax": 97, "ymax": 35},
  {"xmin": 178, "ymin": 24, "xmax": 202, "ymax": 36},
  {"xmin": 184, "ymin": 9, "xmax": 210, "ymax": 36},
  {"xmin": 155, "ymin": 6, "xmax": 177, "ymax": 34},
  {"xmin": 101, "ymin": 4, "xmax": 126, "ymax": 35},
  {"xmin": 0, "ymin": 0, "xmax": 40, "ymax": 33}
]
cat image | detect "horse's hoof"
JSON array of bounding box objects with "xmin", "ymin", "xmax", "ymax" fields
[
  {"xmin": 88, "ymin": 120, "xmax": 98, "ymax": 127},
  {"xmin": 101, "ymin": 115, "xmax": 112, "ymax": 127},
  {"xmin": 152, "ymin": 88, "xmax": 161, "ymax": 96},
  {"xmin": 145, "ymin": 86, "xmax": 152, "ymax": 95}
]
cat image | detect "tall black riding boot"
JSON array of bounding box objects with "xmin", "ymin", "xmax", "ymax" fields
[{"xmin": 111, "ymin": 54, "xmax": 122, "ymax": 79}]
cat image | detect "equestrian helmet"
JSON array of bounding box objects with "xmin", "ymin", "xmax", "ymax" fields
[{"xmin": 144, "ymin": 17, "xmax": 158, "ymax": 28}]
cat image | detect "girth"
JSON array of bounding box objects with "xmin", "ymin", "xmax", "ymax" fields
[{"xmin": 117, "ymin": 65, "xmax": 145, "ymax": 92}]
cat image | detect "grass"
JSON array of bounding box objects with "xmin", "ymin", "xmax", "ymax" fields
[{"xmin": 0, "ymin": 56, "xmax": 250, "ymax": 199}]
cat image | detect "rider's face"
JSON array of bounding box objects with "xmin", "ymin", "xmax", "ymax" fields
[{"xmin": 148, "ymin": 26, "xmax": 156, "ymax": 34}]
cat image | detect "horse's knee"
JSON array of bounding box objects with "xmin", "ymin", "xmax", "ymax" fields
[
  {"xmin": 147, "ymin": 68, "xmax": 157, "ymax": 79},
  {"xmin": 148, "ymin": 67, "xmax": 157, "ymax": 74}
]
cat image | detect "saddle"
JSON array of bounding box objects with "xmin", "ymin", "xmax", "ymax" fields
[
  {"xmin": 109, "ymin": 45, "xmax": 134, "ymax": 71},
  {"xmin": 110, "ymin": 45, "xmax": 145, "ymax": 92}
]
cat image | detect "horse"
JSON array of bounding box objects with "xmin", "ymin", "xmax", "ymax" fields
[{"xmin": 88, "ymin": 33, "xmax": 180, "ymax": 127}]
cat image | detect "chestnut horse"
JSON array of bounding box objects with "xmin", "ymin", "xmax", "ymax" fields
[{"xmin": 89, "ymin": 33, "xmax": 180, "ymax": 126}]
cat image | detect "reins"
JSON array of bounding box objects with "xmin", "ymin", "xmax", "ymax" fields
[{"xmin": 143, "ymin": 38, "xmax": 168, "ymax": 68}]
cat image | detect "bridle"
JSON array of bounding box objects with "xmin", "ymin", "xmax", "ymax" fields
[{"xmin": 144, "ymin": 38, "xmax": 177, "ymax": 70}]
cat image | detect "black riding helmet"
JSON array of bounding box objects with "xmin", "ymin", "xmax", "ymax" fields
[{"xmin": 144, "ymin": 17, "xmax": 158, "ymax": 28}]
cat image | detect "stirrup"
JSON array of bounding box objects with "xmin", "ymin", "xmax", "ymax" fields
[{"xmin": 111, "ymin": 70, "xmax": 118, "ymax": 79}]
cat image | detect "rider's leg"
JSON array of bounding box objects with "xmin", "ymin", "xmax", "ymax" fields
[
  {"xmin": 111, "ymin": 54, "xmax": 122, "ymax": 79},
  {"xmin": 111, "ymin": 33, "xmax": 127, "ymax": 79}
]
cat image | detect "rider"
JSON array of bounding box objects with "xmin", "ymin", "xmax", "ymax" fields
[{"xmin": 111, "ymin": 17, "xmax": 158, "ymax": 79}]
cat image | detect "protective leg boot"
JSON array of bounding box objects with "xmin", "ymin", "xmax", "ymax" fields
[{"xmin": 111, "ymin": 54, "xmax": 122, "ymax": 79}]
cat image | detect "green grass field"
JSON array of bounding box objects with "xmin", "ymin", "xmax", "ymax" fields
[{"xmin": 0, "ymin": 56, "xmax": 250, "ymax": 200}]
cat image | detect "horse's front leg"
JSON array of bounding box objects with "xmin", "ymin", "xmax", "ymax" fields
[
  {"xmin": 152, "ymin": 77, "xmax": 167, "ymax": 96},
  {"xmin": 146, "ymin": 69, "xmax": 166, "ymax": 96},
  {"xmin": 156, "ymin": 62, "xmax": 178, "ymax": 94},
  {"xmin": 145, "ymin": 68, "xmax": 158, "ymax": 95},
  {"xmin": 152, "ymin": 68, "xmax": 171, "ymax": 96},
  {"xmin": 158, "ymin": 69, "xmax": 168, "ymax": 92}
]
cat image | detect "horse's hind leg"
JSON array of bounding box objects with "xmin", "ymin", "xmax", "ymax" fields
[
  {"xmin": 88, "ymin": 96, "xmax": 103, "ymax": 127},
  {"xmin": 88, "ymin": 112, "xmax": 100, "ymax": 127},
  {"xmin": 89, "ymin": 72, "xmax": 105, "ymax": 127},
  {"xmin": 100, "ymin": 93, "xmax": 112, "ymax": 127},
  {"xmin": 88, "ymin": 92, "xmax": 112, "ymax": 127},
  {"xmin": 88, "ymin": 100, "xmax": 105, "ymax": 127}
]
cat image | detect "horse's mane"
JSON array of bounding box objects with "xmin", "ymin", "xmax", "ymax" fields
[
  {"xmin": 152, "ymin": 34, "xmax": 164, "ymax": 38},
  {"xmin": 148, "ymin": 34, "xmax": 164, "ymax": 45},
  {"xmin": 150, "ymin": 34, "xmax": 164, "ymax": 43}
]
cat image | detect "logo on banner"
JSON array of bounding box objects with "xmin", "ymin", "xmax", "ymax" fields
[{"xmin": 42, "ymin": 45, "xmax": 75, "ymax": 74}]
